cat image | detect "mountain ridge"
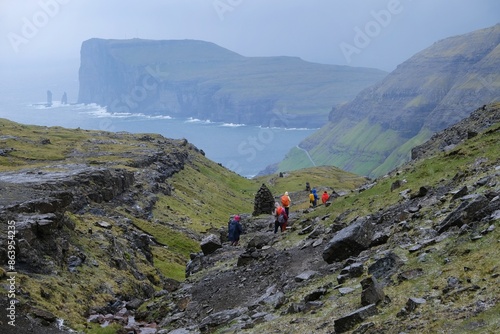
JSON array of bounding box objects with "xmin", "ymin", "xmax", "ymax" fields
[{"xmin": 276, "ymin": 24, "xmax": 500, "ymax": 177}]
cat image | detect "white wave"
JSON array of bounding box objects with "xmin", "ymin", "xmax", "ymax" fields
[
  {"xmin": 185, "ymin": 117, "xmax": 213, "ymax": 124},
  {"xmin": 81, "ymin": 107, "xmax": 114, "ymax": 117},
  {"xmin": 220, "ymin": 122, "xmax": 246, "ymax": 127},
  {"xmin": 257, "ymin": 125, "xmax": 318, "ymax": 131},
  {"xmin": 78, "ymin": 105, "xmax": 174, "ymax": 120},
  {"xmin": 283, "ymin": 126, "xmax": 319, "ymax": 131},
  {"xmin": 145, "ymin": 114, "xmax": 173, "ymax": 120}
]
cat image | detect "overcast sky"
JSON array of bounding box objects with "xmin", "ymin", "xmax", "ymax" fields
[{"xmin": 1, "ymin": 0, "xmax": 499, "ymax": 72}]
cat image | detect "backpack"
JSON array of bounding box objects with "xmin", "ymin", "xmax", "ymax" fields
[
  {"xmin": 281, "ymin": 195, "xmax": 290, "ymax": 207},
  {"xmin": 277, "ymin": 209, "xmax": 287, "ymax": 224}
]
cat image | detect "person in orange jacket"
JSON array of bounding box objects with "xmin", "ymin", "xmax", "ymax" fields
[{"xmin": 281, "ymin": 191, "xmax": 291, "ymax": 216}]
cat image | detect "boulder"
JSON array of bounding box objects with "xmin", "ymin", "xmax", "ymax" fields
[
  {"xmin": 334, "ymin": 304, "xmax": 378, "ymax": 333},
  {"xmin": 31, "ymin": 307, "xmax": 57, "ymax": 323},
  {"xmin": 322, "ymin": 217, "xmax": 375, "ymax": 263},
  {"xmin": 295, "ymin": 270, "xmax": 319, "ymax": 282},
  {"xmin": 437, "ymin": 195, "xmax": 490, "ymax": 233},
  {"xmin": 367, "ymin": 252, "xmax": 403, "ymax": 284},
  {"xmin": 406, "ymin": 297, "xmax": 426, "ymax": 312},
  {"xmin": 360, "ymin": 276, "xmax": 385, "ymax": 306},
  {"xmin": 246, "ymin": 233, "xmax": 274, "ymax": 249},
  {"xmin": 304, "ymin": 287, "xmax": 328, "ymax": 302},
  {"xmin": 200, "ymin": 234, "xmax": 222, "ymax": 255},
  {"xmin": 337, "ymin": 262, "xmax": 364, "ymax": 284},
  {"xmin": 199, "ymin": 307, "xmax": 247, "ymax": 331}
]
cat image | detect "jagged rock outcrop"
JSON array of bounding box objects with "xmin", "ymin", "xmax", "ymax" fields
[
  {"xmin": 411, "ymin": 103, "xmax": 500, "ymax": 160},
  {"xmin": 360, "ymin": 276, "xmax": 385, "ymax": 306},
  {"xmin": 78, "ymin": 38, "xmax": 386, "ymax": 128},
  {"xmin": 333, "ymin": 304, "xmax": 378, "ymax": 333}
]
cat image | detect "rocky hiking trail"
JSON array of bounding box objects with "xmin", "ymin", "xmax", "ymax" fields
[{"xmin": 155, "ymin": 163, "xmax": 500, "ymax": 333}]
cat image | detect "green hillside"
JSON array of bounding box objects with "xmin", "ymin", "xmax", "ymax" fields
[{"xmin": 277, "ymin": 24, "xmax": 500, "ymax": 177}]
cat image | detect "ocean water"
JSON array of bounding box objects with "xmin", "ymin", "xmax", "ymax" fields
[{"xmin": 0, "ymin": 92, "xmax": 316, "ymax": 178}]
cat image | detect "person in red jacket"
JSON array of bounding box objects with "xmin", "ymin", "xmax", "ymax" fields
[
  {"xmin": 321, "ymin": 191, "xmax": 329, "ymax": 205},
  {"xmin": 273, "ymin": 202, "xmax": 288, "ymax": 233}
]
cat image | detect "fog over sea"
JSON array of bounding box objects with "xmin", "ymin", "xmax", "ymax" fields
[{"xmin": 0, "ymin": 68, "xmax": 316, "ymax": 178}]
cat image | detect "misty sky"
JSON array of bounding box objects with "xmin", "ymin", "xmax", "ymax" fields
[{"xmin": 1, "ymin": 0, "xmax": 499, "ymax": 73}]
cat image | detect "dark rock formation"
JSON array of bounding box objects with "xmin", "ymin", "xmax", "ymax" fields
[
  {"xmin": 337, "ymin": 262, "xmax": 364, "ymax": 284},
  {"xmin": 253, "ymin": 183, "xmax": 275, "ymax": 216},
  {"xmin": 437, "ymin": 195, "xmax": 492, "ymax": 233},
  {"xmin": 61, "ymin": 92, "xmax": 67, "ymax": 104},
  {"xmin": 360, "ymin": 276, "xmax": 385, "ymax": 306},
  {"xmin": 322, "ymin": 216, "xmax": 376, "ymax": 263},
  {"xmin": 368, "ymin": 252, "xmax": 404, "ymax": 284},
  {"xmin": 46, "ymin": 90, "xmax": 52, "ymax": 107},
  {"xmin": 334, "ymin": 304, "xmax": 378, "ymax": 333},
  {"xmin": 412, "ymin": 104, "xmax": 500, "ymax": 160},
  {"xmin": 200, "ymin": 234, "xmax": 222, "ymax": 255}
]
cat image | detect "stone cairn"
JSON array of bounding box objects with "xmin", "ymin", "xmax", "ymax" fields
[{"xmin": 253, "ymin": 183, "xmax": 275, "ymax": 216}]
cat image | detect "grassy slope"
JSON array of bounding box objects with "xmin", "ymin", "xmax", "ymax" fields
[
  {"xmin": 278, "ymin": 116, "xmax": 437, "ymax": 178},
  {"xmin": 278, "ymin": 118, "xmax": 402, "ymax": 175}
]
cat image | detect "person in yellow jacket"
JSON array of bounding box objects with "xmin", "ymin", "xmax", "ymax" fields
[
  {"xmin": 281, "ymin": 191, "xmax": 291, "ymax": 216},
  {"xmin": 309, "ymin": 191, "xmax": 315, "ymax": 207}
]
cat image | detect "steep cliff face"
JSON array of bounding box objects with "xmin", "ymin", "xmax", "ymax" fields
[
  {"xmin": 279, "ymin": 24, "xmax": 500, "ymax": 177},
  {"xmin": 78, "ymin": 38, "xmax": 387, "ymax": 128}
]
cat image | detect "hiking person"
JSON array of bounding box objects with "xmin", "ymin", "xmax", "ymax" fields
[
  {"xmin": 281, "ymin": 191, "xmax": 291, "ymax": 216},
  {"xmin": 228, "ymin": 215, "xmax": 243, "ymax": 246},
  {"xmin": 312, "ymin": 188, "xmax": 319, "ymax": 207},
  {"xmin": 309, "ymin": 191, "xmax": 315, "ymax": 207},
  {"xmin": 273, "ymin": 202, "xmax": 288, "ymax": 233},
  {"xmin": 321, "ymin": 190, "xmax": 329, "ymax": 205}
]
